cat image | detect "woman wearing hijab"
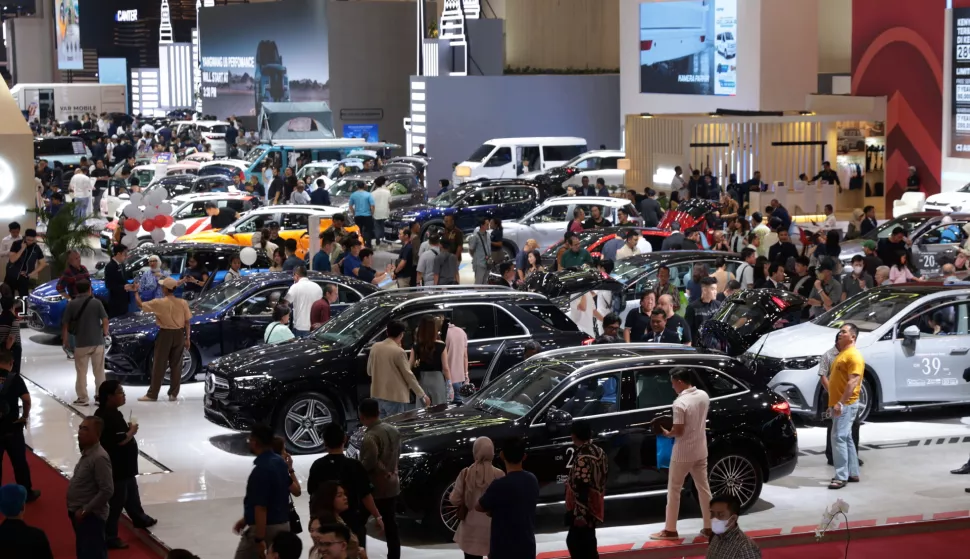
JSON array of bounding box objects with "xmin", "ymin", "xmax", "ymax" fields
[
  {"xmin": 137, "ymin": 255, "xmax": 168, "ymax": 302},
  {"xmin": 845, "ymin": 208, "xmax": 864, "ymax": 241},
  {"xmin": 450, "ymin": 437, "xmax": 505, "ymax": 559}
]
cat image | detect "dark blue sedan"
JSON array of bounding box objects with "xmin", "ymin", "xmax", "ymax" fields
[{"xmin": 105, "ymin": 272, "xmax": 377, "ymax": 384}]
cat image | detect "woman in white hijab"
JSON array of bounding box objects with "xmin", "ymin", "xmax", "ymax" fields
[{"xmin": 449, "ymin": 437, "xmax": 504, "ymax": 559}]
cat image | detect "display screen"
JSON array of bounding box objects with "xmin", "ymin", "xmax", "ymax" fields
[
  {"xmin": 198, "ymin": 0, "xmax": 330, "ymax": 120},
  {"xmin": 55, "ymin": 0, "xmax": 83, "ymax": 70},
  {"xmin": 638, "ymin": 0, "xmax": 737, "ymax": 96},
  {"xmin": 951, "ymin": 9, "xmax": 970, "ymax": 157}
]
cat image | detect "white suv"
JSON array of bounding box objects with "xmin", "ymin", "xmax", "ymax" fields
[
  {"xmin": 925, "ymin": 183, "xmax": 970, "ymax": 213},
  {"xmin": 746, "ymin": 285, "xmax": 970, "ymax": 422}
]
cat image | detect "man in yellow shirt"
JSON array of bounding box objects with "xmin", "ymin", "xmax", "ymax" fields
[{"xmin": 828, "ymin": 323, "xmax": 864, "ymax": 489}]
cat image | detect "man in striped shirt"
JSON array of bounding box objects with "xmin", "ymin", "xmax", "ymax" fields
[{"xmin": 651, "ymin": 368, "xmax": 712, "ymax": 541}]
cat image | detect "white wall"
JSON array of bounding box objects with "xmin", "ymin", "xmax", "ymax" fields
[
  {"xmin": 759, "ymin": 0, "xmax": 818, "ymax": 111},
  {"xmin": 817, "ymin": 0, "xmax": 851, "ymax": 74},
  {"xmin": 5, "ymin": 17, "xmax": 56, "ymax": 84}
]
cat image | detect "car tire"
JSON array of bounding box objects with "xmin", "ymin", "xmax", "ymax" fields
[
  {"xmin": 857, "ymin": 376, "xmax": 875, "ymax": 423},
  {"xmin": 703, "ymin": 450, "xmax": 763, "ymax": 512},
  {"xmin": 277, "ymin": 391, "xmax": 340, "ymax": 455},
  {"xmin": 153, "ymin": 345, "xmax": 200, "ymax": 384},
  {"xmin": 425, "ymin": 477, "xmax": 462, "ymax": 540},
  {"xmin": 421, "ymin": 222, "xmax": 444, "ymax": 242}
]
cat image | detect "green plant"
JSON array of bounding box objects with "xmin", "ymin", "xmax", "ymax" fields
[{"xmin": 33, "ymin": 202, "xmax": 98, "ymax": 278}]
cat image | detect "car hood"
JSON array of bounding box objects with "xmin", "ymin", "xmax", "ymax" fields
[
  {"xmin": 839, "ymin": 239, "xmax": 864, "ymax": 261},
  {"xmin": 209, "ymin": 337, "xmax": 352, "ymax": 379},
  {"xmin": 177, "ymin": 230, "xmax": 236, "ymax": 244},
  {"xmin": 747, "ymin": 321, "xmax": 876, "ymax": 359},
  {"xmin": 926, "ymin": 192, "xmax": 970, "ymax": 208},
  {"xmin": 387, "ymin": 405, "xmax": 520, "ymax": 453},
  {"xmin": 31, "ymin": 280, "xmax": 63, "ymax": 300},
  {"xmin": 525, "ymin": 268, "xmax": 623, "ymax": 299},
  {"xmin": 109, "ymin": 312, "xmax": 159, "ymax": 335}
]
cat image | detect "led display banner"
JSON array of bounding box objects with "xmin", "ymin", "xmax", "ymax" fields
[
  {"xmin": 951, "ymin": 8, "xmax": 970, "ymax": 157},
  {"xmin": 55, "ymin": 0, "xmax": 83, "ymax": 70},
  {"xmin": 198, "ymin": 0, "xmax": 330, "ymax": 119},
  {"xmin": 638, "ymin": 0, "xmax": 737, "ymax": 96}
]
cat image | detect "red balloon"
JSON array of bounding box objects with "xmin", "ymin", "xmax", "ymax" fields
[
  {"xmin": 163, "ymin": 215, "xmax": 175, "ymax": 227},
  {"xmin": 124, "ymin": 218, "xmax": 140, "ymax": 232},
  {"xmin": 154, "ymin": 214, "xmax": 167, "ymax": 228},
  {"xmin": 143, "ymin": 219, "xmax": 156, "ymax": 232}
]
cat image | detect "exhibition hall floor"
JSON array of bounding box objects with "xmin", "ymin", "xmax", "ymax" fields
[{"xmin": 16, "ymin": 331, "xmax": 970, "ymax": 559}]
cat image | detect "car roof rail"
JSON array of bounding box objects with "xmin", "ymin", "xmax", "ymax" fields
[
  {"xmin": 362, "ymin": 285, "xmax": 514, "ymax": 300},
  {"xmin": 390, "ymin": 289, "xmax": 547, "ymax": 311}
]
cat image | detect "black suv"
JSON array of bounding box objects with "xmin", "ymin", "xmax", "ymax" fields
[
  {"xmin": 203, "ymin": 287, "xmax": 592, "ymax": 453},
  {"xmin": 348, "ymin": 345, "xmax": 798, "ymax": 537}
]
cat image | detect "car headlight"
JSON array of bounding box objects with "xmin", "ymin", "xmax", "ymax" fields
[
  {"xmin": 781, "ymin": 356, "xmax": 820, "ymax": 370},
  {"xmin": 42, "ymin": 294, "xmax": 64, "ymax": 303},
  {"xmin": 233, "ymin": 374, "xmax": 269, "ymax": 389}
]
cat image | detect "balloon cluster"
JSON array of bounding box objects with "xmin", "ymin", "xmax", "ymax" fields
[{"xmin": 120, "ymin": 189, "xmax": 179, "ymax": 247}]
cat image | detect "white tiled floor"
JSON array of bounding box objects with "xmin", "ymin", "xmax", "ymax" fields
[{"xmin": 16, "ymin": 322, "xmax": 970, "ymax": 558}]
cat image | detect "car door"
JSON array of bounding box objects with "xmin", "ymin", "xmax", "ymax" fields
[
  {"xmin": 448, "ymin": 303, "xmax": 531, "ymax": 387},
  {"xmin": 623, "ymin": 366, "xmax": 684, "ymax": 490},
  {"xmin": 502, "ymin": 186, "xmax": 538, "ymax": 221},
  {"xmin": 483, "ymin": 146, "xmax": 513, "ymax": 178},
  {"xmin": 525, "ymin": 371, "xmax": 628, "ymax": 502},
  {"xmin": 221, "ymin": 285, "xmax": 291, "ymax": 355},
  {"xmin": 912, "ymin": 221, "xmax": 969, "ymax": 277},
  {"xmin": 280, "ymin": 212, "xmax": 311, "ymax": 257},
  {"xmin": 455, "ymin": 188, "xmax": 496, "ymax": 231},
  {"xmin": 312, "ymin": 280, "xmax": 363, "ymax": 318},
  {"xmin": 523, "ymin": 203, "xmax": 570, "ymax": 252},
  {"xmin": 893, "ymin": 300, "xmax": 970, "ymax": 401}
]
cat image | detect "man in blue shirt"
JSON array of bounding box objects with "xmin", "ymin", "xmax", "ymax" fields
[
  {"xmin": 313, "ymin": 231, "xmax": 335, "ymax": 273},
  {"xmin": 232, "ymin": 424, "xmax": 291, "ymax": 559},
  {"xmin": 348, "ymin": 183, "xmax": 376, "ymax": 249},
  {"xmin": 342, "ymin": 238, "xmax": 363, "ymax": 277}
]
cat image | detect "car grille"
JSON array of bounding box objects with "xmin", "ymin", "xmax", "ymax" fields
[{"xmin": 205, "ymin": 372, "xmax": 231, "ymax": 400}]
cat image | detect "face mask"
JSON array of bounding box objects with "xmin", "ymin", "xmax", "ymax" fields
[
  {"xmin": 711, "ymin": 517, "xmax": 732, "ymax": 535},
  {"xmin": 852, "ymin": 265, "xmax": 863, "ymax": 275}
]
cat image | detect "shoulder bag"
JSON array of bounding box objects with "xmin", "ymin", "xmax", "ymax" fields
[
  {"xmin": 288, "ymin": 494, "xmax": 303, "ymax": 534},
  {"xmin": 67, "ymin": 297, "xmax": 94, "ymax": 336}
]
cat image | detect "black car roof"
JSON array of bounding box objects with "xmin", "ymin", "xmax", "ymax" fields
[
  {"xmin": 865, "ymin": 284, "xmax": 970, "ymax": 295},
  {"xmin": 363, "ymin": 286, "xmax": 549, "ymax": 309},
  {"xmin": 130, "ymin": 243, "xmax": 248, "ymax": 256},
  {"xmin": 731, "ymin": 288, "xmax": 806, "ymax": 307},
  {"xmin": 344, "ymin": 171, "xmax": 413, "ymax": 180},
  {"xmin": 616, "ymin": 250, "xmax": 741, "ymax": 267},
  {"xmin": 218, "ymin": 270, "xmax": 375, "ymax": 291},
  {"xmin": 526, "ymin": 344, "xmax": 729, "ymax": 372}
]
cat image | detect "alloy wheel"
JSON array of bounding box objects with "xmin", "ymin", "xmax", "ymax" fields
[
  {"xmin": 284, "ymin": 398, "xmax": 333, "ymax": 450},
  {"xmin": 857, "ymin": 381, "xmax": 872, "ymax": 422},
  {"xmin": 709, "ymin": 455, "xmax": 759, "ymax": 509},
  {"xmin": 439, "ymin": 481, "xmax": 460, "ymax": 533},
  {"xmin": 162, "ymin": 350, "xmax": 195, "ymax": 383}
]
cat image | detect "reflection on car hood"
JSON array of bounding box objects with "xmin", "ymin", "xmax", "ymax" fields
[
  {"xmin": 839, "ymin": 239, "xmax": 864, "ymax": 259},
  {"xmin": 748, "ymin": 322, "xmax": 874, "ymax": 359},
  {"xmin": 390, "ymin": 204, "xmax": 443, "ymax": 220},
  {"xmin": 31, "ymin": 280, "xmax": 62, "ymax": 299},
  {"xmin": 926, "ymin": 192, "xmax": 970, "ymax": 205},
  {"xmin": 177, "ymin": 231, "xmax": 236, "ymax": 244},
  {"xmin": 209, "ymin": 337, "xmax": 349, "ymax": 379},
  {"xmin": 388, "ymin": 405, "xmax": 517, "ymax": 453},
  {"xmin": 109, "ymin": 312, "xmax": 158, "ymax": 334}
]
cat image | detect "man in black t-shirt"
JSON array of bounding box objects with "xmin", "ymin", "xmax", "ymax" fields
[
  {"xmin": 658, "ymin": 294, "xmax": 692, "ymax": 345},
  {"xmin": 877, "ymin": 227, "xmax": 912, "ymax": 267},
  {"xmin": 268, "ymin": 167, "xmax": 285, "ymax": 205},
  {"xmin": 206, "ymin": 202, "xmax": 238, "ymax": 230},
  {"xmin": 624, "ymin": 291, "xmax": 657, "ymax": 343},
  {"xmin": 0, "ymin": 350, "xmax": 39, "ymax": 502},
  {"xmin": 478, "ymin": 437, "xmax": 539, "ymax": 559},
  {"xmin": 5, "ymin": 229, "xmax": 47, "ymax": 297}
]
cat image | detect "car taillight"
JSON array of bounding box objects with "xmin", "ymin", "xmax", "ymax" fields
[
  {"xmin": 771, "ymin": 401, "xmax": 791, "ymax": 416},
  {"xmin": 581, "ymin": 337, "xmax": 595, "ymax": 346},
  {"xmin": 770, "ymin": 296, "xmax": 789, "ymax": 310},
  {"xmin": 700, "ymin": 35, "xmax": 706, "ymax": 42},
  {"xmin": 641, "ymin": 40, "xmax": 653, "ymax": 50}
]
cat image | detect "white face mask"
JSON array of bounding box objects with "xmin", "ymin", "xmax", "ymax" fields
[
  {"xmin": 852, "ymin": 265, "xmax": 864, "ymax": 275},
  {"xmin": 711, "ymin": 517, "xmax": 733, "ymax": 535}
]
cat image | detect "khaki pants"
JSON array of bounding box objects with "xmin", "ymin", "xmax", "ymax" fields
[
  {"xmin": 74, "ymin": 345, "xmax": 105, "ymax": 403},
  {"xmin": 234, "ymin": 523, "xmax": 289, "ymax": 559},
  {"xmin": 664, "ymin": 458, "xmax": 711, "ymax": 532},
  {"xmin": 146, "ymin": 328, "xmax": 185, "ymax": 399}
]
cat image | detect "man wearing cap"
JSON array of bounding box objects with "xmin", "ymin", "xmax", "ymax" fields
[
  {"xmin": 0, "ymin": 484, "xmax": 53, "ymax": 558},
  {"xmin": 133, "ymin": 278, "xmax": 192, "ymax": 402},
  {"xmin": 906, "ymin": 166, "xmax": 921, "ymax": 192},
  {"xmin": 859, "ymin": 240, "xmax": 883, "ymax": 278},
  {"xmin": 808, "ymin": 260, "xmax": 842, "ymax": 318}
]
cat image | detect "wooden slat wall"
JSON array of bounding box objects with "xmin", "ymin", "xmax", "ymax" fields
[
  {"xmin": 505, "ymin": 0, "xmax": 620, "ymax": 70},
  {"xmin": 625, "ymin": 114, "xmax": 685, "ymax": 190}
]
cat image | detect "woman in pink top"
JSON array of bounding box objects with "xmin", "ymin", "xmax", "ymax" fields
[
  {"xmin": 889, "ymin": 251, "xmax": 923, "ymax": 284},
  {"xmin": 568, "ymin": 208, "xmax": 585, "ymax": 234},
  {"xmin": 445, "ymin": 322, "xmax": 469, "ymax": 403}
]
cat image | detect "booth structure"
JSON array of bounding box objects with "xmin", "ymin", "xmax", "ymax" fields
[
  {"xmin": 0, "ymin": 79, "xmax": 39, "ymax": 231},
  {"xmin": 623, "ymin": 95, "xmax": 887, "ymax": 219},
  {"xmin": 257, "ymin": 102, "xmax": 336, "ymax": 142}
]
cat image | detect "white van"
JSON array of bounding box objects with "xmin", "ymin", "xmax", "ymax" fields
[
  {"xmin": 173, "ymin": 121, "xmax": 232, "ymax": 157},
  {"xmin": 453, "ymin": 137, "xmax": 587, "ymax": 184}
]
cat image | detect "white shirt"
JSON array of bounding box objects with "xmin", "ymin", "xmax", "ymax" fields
[
  {"xmin": 290, "ymin": 190, "xmax": 310, "ymax": 205},
  {"xmin": 616, "ymin": 244, "xmax": 638, "ymax": 261},
  {"xmin": 141, "ymin": 123, "xmax": 156, "ymax": 135},
  {"xmin": 372, "ymin": 187, "xmax": 392, "ymax": 220},
  {"xmin": 821, "ymin": 214, "xmax": 837, "ymax": 231},
  {"xmin": 70, "ymin": 173, "xmax": 94, "ymax": 198},
  {"xmin": 637, "ymin": 237, "xmax": 652, "ymax": 254},
  {"xmin": 284, "ymin": 277, "xmax": 323, "ymax": 331},
  {"xmin": 1, "ymin": 234, "xmax": 22, "ymax": 256},
  {"xmin": 671, "ymin": 175, "xmax": 686, "ymax": 194},
  {"xmin": 417, "ymin": 246, "xmax": 439, "ymax": 285},
  {"xmin": 569, "ymin": 292, "xmax": 596, "ymax": 338},
  {"xmin": 737, "ymin": 262, "xmax": 755, "ymax": 289}
]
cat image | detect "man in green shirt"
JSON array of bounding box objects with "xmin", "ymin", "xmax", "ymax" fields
[{"xmin": 561, "ymin": 235, "xmax": 593, "ymax": 269}]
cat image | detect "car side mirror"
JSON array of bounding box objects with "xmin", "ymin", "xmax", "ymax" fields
[
  {"xmin": 902, "ymin": 325, "xmax": 920, "ymax": 348},
  {"xmin": 544, "ymin": 406, "xmax": 572, "ymax": 434},
  {"xmin": 95, "ymin": 261, "xmax": 106, "ymax": 270}
]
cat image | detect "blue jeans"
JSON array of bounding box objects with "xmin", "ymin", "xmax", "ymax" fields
[
  {"xmin": 291, "ymin": 329, "xmax": 310, "ymax": 338},
  {"xmin": 377, "ymin": 399, "xmax": 410, "ymax": 419},
  {"xmin": 831, "ymin": 402, "xmax": 861, "ymax": 481},
  {"xmin": 74, "ymin": 197, "xmax": 91, "ymax": 218},
  {"xmin": 452, "ymin": 382, "xmax": 464, "ymax": 404},
  {"xmin": 69, "ymin": 511, "xmax": 107, "ymax": 559},
  {"xmin": 375, "ymin": 219, "xmax": 386, "ymax": 243}
]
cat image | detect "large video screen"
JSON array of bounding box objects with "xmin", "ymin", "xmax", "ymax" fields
[
  {"xmin": 199, "ymin": 0, "xmax": 330, "ymax": 119},
  {"xmin": 951, "ymin": 9, "xmax": 970, "ymax": 157},
  {"xmin": 639, "ymin": 0, "xmax": 737, "ymax": 96},
  {"xmin": 55, "ymin": 0, "xmax": 83, "ymax": 70}
]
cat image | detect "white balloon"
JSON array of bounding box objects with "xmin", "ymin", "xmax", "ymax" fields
[
  {"xmin": 171, "ymin": 223, "xmax": 187, "ymax": 237},
  {"xmin": 121, "ymin": 203, "xmax": 136, "ymax": 217},
  {"xmin": 122, "ymin": 232, "xmax": 139, "ymax": 248},
  {"xmin": 143, "ymin": 205, "xmax": 159, "ymax": 219},
  {"xmin": 128, "ymin": 193, "xmax": 143, "ymax": 206},
  {"xmin": 151, "ymin": 228, "xmax": 166, "ymax": 243},
  {"xmin": 151, "ymin": 189, "xmax": 167, "ymax": 204},
  {"xmin": 158, "ymin": 202, "xmax": 173, "ymax": 216},
  {"xmin": 239, "ymin": 247, "xmax": 258, "ymax": 266}
]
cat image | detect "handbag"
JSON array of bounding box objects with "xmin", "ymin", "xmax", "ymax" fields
[
  {"xmin": 455, "ymin": 469, "xmax": 469, "ymax": 522},
  {"xmin": 288, "ymin": 496, "xmax": 303, "ymax": 534},
  {"xmin": 656, "ymin": 435, "xmax": 675, "ymax": 470}
]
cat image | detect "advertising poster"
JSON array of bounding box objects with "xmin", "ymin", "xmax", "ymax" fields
[
  {"xmin": 343, "ymin": 124, "xmax": 379, "ymax": 142},
  {"xmin": 199, "ymin": 0, "xmax": 330, "ymax": 119},
  {"xmin": 55, "ymin": 0, "xmax": 83, "ymax": 70},
  {"xmin": 639, "ymin": 0, "xmax": 737, "ymax": 96},
  {"xmin": 951, "ymin": 9, "xmax": 970, "ymax": 157}
]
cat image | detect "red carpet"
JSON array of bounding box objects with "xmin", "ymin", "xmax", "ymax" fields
[{"xmin": 1, "ymin": 449, "xmax": 163, "ymax": 559}]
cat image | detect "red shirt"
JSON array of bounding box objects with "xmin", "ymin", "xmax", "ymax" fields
[{"xmin": 310, "ymin": 298, "xmax": 331, "ymax": 329}]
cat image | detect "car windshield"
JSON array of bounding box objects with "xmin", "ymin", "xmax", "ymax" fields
[
  {"xmin": 864, "ymin": 214, "xmax": 930, "ymax": 240},
  {"xmin": 244, "ymin": 147, "xmax": 267, "ymax": 165},
  {"xmin": 91, "ymin": 252, "xmax": 152, "ymax": 279},
  {"xmin": 610, "ymin": 258, "xmax": 658, "ymax": 285},
  {"xmin": 957, "ymin": 183, "xmax": 970, "ymax": 193},
  {"xmin": 132, "ymin": 169, "xmax": 155, "ymax": 186},
  {"xmin": 329, "ymin": 177, "xmax": 368, "ymax": 198},
  {"xmin": 313, "ymin": 300, "xmax": 392, "ymax": 348},
  {"xmin": 428, "ymin": 188, "xmax": 463, "ymax": 208},
  {"xmin": 722, "ymin": 32, "xmax": 734, "ymax": 40},
  {"xmin": 190, "ymin": 279, "xmax": 251, "ymax": 313},
  {"xmin": 470, "ymin": 360, "xmax": 576, "ymax": 418},
  {"xmin": 814, "ymin": 289, "xmax": 924, "ymax": 332},
  {"xmin": 466, "ymin": 143, "xmax": 496, "ymax": 163},
  {"xmin": 714, "ymin": 298, "xmax": 773, "ymax": 337}
]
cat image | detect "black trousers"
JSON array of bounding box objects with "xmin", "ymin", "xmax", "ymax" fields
[
  {"xmin": 105, "ymin": 476, "xmax": 150, "ymax": 541},
  {"xmin": 567, "ymin": 524, "xmax": 599, "ymax": 559},
  {"xmin": 355, "ymin": 216, "xmax": 375, "ymax": 248},
  {"xmin": 825, "ymin": 417, "xmax": 861, "ymax": 464},
  {"xmin": 4, "ymin": 275, "xmax": 29, "ymax": 297},
  {"xmin": 375, "ymin": 497, "xmax": 400, "ymax": 559},
  {"xmin": 0, "ymin": 426, "xmax": 33, "ymax": 491},
  {"xmin": 69, "ymin": 511, "xmax": 107, "ymax": 559}
]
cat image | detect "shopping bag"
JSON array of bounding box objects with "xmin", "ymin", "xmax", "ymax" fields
[{"xmin": 657, "ymin": 435, "xmax": 675, "ymax": 470}]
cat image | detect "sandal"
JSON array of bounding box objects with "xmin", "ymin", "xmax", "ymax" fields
[
  {"xmin": 828, "ymin": 479, "xmax": 847, "ymax": 490},
  {"xmin": 848, "ymin": 476, "xmax": 860, "ymax": 483},
  {"xmin": 649, "ymin": 530, "xmax": 681, "ymax": 541}
]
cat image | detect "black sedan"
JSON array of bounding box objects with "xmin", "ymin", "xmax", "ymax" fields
[
  {"xmin": 347, "ymin": 344, "xmax": 798, "ymax": 537},
  {"xmin": 107, "ymin": 272, "xmax": 377, "ymax": 384},
  {"xmin": 698, "ymin": 289, "xmax": 808, "ymax": 356},
  {"xmin": 203, "ymin": 287, "xmax": 592, "ymax": 453}
]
